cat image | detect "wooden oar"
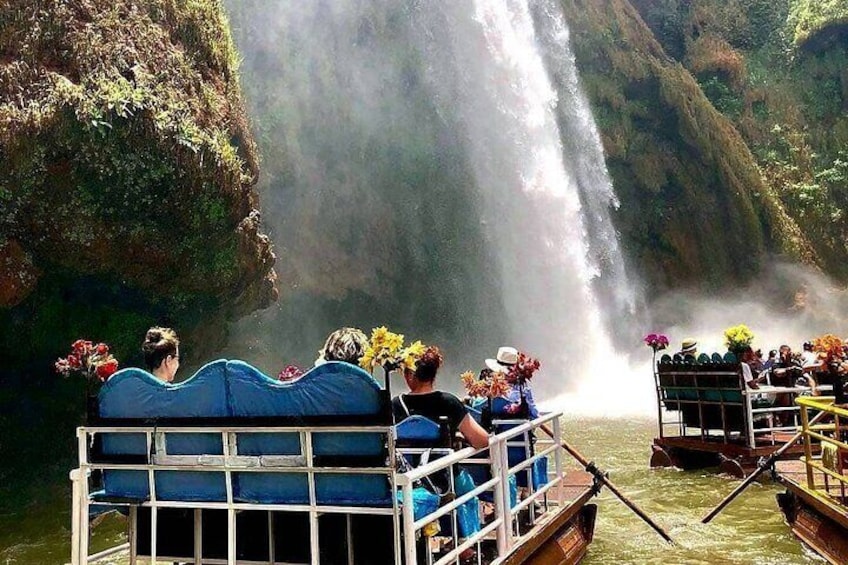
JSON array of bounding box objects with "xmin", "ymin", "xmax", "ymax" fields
[
  {"xmin": 540, "ymin": 423, "xmax": 675, "ymax": 545},
  {"xmin": 701, "ymin": 409, "xmax": 828, "ymax": 524}
]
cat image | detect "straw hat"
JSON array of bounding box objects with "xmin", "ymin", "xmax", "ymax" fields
[{"xmin": 680, "ymin": 338, "xmax": 698, "ymax": 355}]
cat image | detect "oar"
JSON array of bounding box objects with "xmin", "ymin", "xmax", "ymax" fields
[
  {"xmin": 540, "ymin": 423, "xmax": 675, "ymax": 545},
  {"xmin": 701, "ymin": 409, "xmax": 828, "ymax": 524}
]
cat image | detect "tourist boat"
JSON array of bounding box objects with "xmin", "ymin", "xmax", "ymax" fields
[
  {"xmin": 69, "ymin": 359, "xmax": 599, "ymax": 564},
  {"xmin": 650, "ymin": 354, "xmax": 827, "ymax": 477},
  {"xmin": 775, "ymin": 396, "xmax": 848, "ymax": 565}
]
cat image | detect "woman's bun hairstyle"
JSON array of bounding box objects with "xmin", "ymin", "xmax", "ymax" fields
[
  {"xmin": 414, "ymin": 345, "xmax": 443, "ymax": 382},
  {"xmin": 142, "ymin": 326, "xmax": 179, "ymax": 371}
]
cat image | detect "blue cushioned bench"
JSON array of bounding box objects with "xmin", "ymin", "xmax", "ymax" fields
[{"xmin": 96, "ymin": 360, "xmax": 392, "ymax": 507}]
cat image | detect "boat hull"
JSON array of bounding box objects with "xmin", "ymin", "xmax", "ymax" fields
[{"xmin": 775, "ymin": 460, "xmax": 848, "ymax": 565}]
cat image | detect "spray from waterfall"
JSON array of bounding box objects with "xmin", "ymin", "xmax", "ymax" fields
[{"xmin": 226, "ymin": 0, "xmax": 644, "ymax": 408}]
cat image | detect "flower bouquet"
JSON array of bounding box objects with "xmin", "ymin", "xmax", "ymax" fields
[
  {"xmin": 643, "ymin": 333, "xmax": 669, "ymax": 352},
  {"xmin": 724, "ymin": 324, "xmax": 754, "ymax": 357},
  {"xmin": 359, "ymin": 326, "xmax": 424, "ymax": 395},
  {"xmin": 461, "ymin": 369, "xmax": 511, "ymax": 430},
  {"xmin": 813, "ymin": 334, "xmax": 844, "ymax": 365},
  {"xmin": 277, "ymin": 364, "xmax": 304, "ymax": 382},
  {"xmin": 359, "ymin": 326, "xmax": 425, "ymax": 372},
  {"xmin": 55, "ymin": 339, "xmax": 119, "ymax": 421}
]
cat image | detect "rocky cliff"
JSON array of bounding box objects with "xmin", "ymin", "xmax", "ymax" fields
[
  {"xmin": 0, "ymin": 0, "xmax": 277, "ymax": 376},
  {"xmin": 561, "ymin": 0, "xmax": 820, "ymax": 290},
  {"xmin": 565, "ymin": 0, "xmax": 847, "ymax": 287}
]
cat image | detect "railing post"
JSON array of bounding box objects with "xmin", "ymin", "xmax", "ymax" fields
[
  {"xmin": 552, "ymin": 418, "xmax": 564, "ymax": 508},
  {"xmin": 70, "ymin": 468, "xmax": 82, "ymax": 565},
  {"xmin": 401, "ymin": 481, "xmax": 418, "ymax": 565},
  {"xmin": 799, "ymin": 404, "xmax": 815, "ymax": 489},
  {"xmin": 491, "ymin": 438, "xmax": 513, "ymax": 555},
  {"xmin": 745, "ymin": 391, "xmax": 756, "ymax": 449}
]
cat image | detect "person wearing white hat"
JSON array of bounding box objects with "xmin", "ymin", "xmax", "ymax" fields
[{"xmin": 485, "ymin": 346, "xmax": 539, "ymax": 418}]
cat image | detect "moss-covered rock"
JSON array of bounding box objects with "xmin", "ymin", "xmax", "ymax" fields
[
  {"xmin": 0, "ymin": 0, "xmax": 277, "ymax": 373},
  {"xmin": 789, "ymin": 0, "xmax": 848, "ymax": 50},
  {"xmin": 629, "ymin": 0, "xmax": 848, "ymax": 279},
  {"xmin": 561, "ymin": 0, "xmax": 816, "ymax": 289}
]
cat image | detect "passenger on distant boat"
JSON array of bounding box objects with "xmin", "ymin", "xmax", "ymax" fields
[
  {"xmin": 394, "ymin": 345, "xmax": 490, "ymax": 449},
  {"xmin": 314, "ymin": 326, "xmax": 368, "ymax": 366},
  {"xmin": 678, "ymin": 338, "xmax": 698, "ymax": 359},
  {"xmin": 738, "ymin": 346, "xmax": 760, "ymax": 389},
  {"xmin": 141, "ymin": 326, "xmax": 180, "ymax": 383}
]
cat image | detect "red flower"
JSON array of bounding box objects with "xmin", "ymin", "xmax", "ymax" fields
[
  {"xmin": 95, "ymin": 359, "xmax": 119, "ymax": 382},
  {"xmin": 67, "ymin": 354, "xmax": 82, "ymax": 368},
  {"xmin": 95, "ymin": 343, "xmax": 109, "ymax": 355},
  {"xmin": 72, "ymin": 340, "xmax": 93, "ymax": 355},
  {"xmin": 55, "ymin": 357, "xmax": 71, "ymax": 375}
]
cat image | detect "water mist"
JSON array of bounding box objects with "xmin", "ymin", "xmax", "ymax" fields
[{"xmin": 226, "ymin": 0, "xmax": 643, "ymax": 408}]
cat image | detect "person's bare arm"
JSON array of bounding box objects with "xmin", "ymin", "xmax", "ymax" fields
[{"xmin": 458, "ymin": 414, "xmax": 490, "ymax": 449}]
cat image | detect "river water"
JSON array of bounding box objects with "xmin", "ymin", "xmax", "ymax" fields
[{"xmin": 0, "ymin": 416, "xmax": 821, "ymax": 564}]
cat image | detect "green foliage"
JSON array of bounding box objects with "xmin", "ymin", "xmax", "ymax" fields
[
  {"xmin": 697, "ymin": 74, "xmax": 744, "ymax": 118},
  {"xmin": 788, "ymin": 0, "xmax": 848, "ymax": 48}
]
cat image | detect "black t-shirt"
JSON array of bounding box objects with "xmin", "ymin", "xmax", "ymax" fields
[{"xmin": 392, "ymin": 391, "xmax": 468, "ymax": 431}]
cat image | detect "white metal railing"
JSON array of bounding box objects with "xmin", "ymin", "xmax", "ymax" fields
[
  {"xmin": 71, "ymin": 412, "xmax": 587, "ymax": 565},
  {"xmin": 655, "ymin": 366, "xmax": 830, "ymax": 448}
]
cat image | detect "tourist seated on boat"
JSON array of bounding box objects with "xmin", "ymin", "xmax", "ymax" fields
[
  {"xmin": 142, "ymin": 326, "xmax": 180, "ymax": 383},
  {"xmin": 393, "ymin": 345, "xmax": 490, "ymax": 449},
  {"xmin": 739, "ymin": 346, "xmax": 760, "ymax": 389},
  {"xmin": 314, "ymin": 326, "xmax": 368, "ymax": 366},
  {"xmin": 763, "ymin": 349, "xmax": 778, "ymax": 371},
  {"xmin": 485, "ymin": 345, "xmax": 539, "ymax": 418},
  {"xmin": 679, "ymin": 338, "xmax": 697, "ymax": 360}
]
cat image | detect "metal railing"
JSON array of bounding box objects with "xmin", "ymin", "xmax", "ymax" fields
[
  {"xmin": 70, "ymin": 412, "xmax": 585, "ymax": 565},
  {"xmin": 796, "ymin": 396, "xmax": 848, "ymax": 504},
  {"xmin": 655, "ymin": 366, "xmax": 828, "ymax": 448}
]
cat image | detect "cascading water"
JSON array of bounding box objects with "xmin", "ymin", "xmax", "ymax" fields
[{"xmin": 227, "ymin": 0, "xmax": 647, "ymax": 409}]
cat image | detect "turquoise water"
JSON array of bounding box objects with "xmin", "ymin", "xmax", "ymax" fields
[{"xmin": 0, "ymin": 417, "xmax": 822, "ymax": 564}]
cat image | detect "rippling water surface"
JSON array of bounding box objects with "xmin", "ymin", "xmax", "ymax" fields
[{"xmin": 0, "ymin": 417, "xmax": 823, "ymax": 564}]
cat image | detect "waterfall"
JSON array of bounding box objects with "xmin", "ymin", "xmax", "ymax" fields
[{"xmin": 227, "ymin": 0, "xmax": 644, "ymax": 405}]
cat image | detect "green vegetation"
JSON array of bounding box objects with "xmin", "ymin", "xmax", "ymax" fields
[
  {"xmin": 598, "ymin": 0, "xmax": 848, "ymax": 282},
  {"xmin": 789, "ymin": 0, "xmax": 848, "ymax": 48},
  {"xmin": 562, "ymin": 0, "xmax": 814, "ymax": 289},
  {"xmin": 0, "ymin": 0, "xmax": 276, "ymax": 379}
]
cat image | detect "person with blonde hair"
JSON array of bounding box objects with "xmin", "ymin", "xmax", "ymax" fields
[
  {"xmin": 315, "ymin": 326, "xmax": 368, "ymax": 366},
  {"xmin": 142, "ymin": 327, "xmax": 180, "ymax": 383}
]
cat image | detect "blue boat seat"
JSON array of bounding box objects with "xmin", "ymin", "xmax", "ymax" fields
[{"xmin": 96, "ymin": 360, "xmax": 391, "ymax": 507}]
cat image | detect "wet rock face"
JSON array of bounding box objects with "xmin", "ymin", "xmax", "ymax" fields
[
  {"xmin": 562, "ymin": 0, "xmax": 819, "ymax": 290},
  {"xmin": 0, "ymin": 0, "xmax": 277, "ymax": 368}
]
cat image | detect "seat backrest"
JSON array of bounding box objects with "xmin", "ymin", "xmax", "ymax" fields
[
  {"xmin": 98, "ymin": 361, "xmax": 230, "ymax": 501},
  {"xmin": 226, "ymin": 361, "xmax": 391, "ymax": 506},
  {"xmin": 95, "ymin": 360, "xmax": 391, "ymax": 506}
]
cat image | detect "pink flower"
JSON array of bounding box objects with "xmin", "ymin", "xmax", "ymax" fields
[
  {"xmin": 643, "ymin": 333, "xmax": 669, "ymax": 352},
  {"xmin": 277, "ymin": 364, "xmax": 304, "ymax": 382}
]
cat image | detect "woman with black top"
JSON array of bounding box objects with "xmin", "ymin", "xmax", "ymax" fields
[{"xmin": 392, "ymin": 346, "xmax": 490, "ymax": 449}]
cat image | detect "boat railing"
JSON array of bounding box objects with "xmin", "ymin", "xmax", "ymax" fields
[
  {"xmin": 71, "ymin": 411, "xmax": 582, "ymax": 565},
  {"xmin": 795, "ymin": 396, "xmax": 848, "ymax": 505},
  {"xmin": 655, "ymin": 365, "xmax": 829, "ymax": 448}
]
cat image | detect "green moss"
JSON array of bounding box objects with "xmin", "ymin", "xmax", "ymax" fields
[
  {"xmin": 789, "ymin": 0, "xmax": 848, "ymax": 48},
  {"xmin": 0, "ymin": 0, "xmax": 276, "ymax": 381}
]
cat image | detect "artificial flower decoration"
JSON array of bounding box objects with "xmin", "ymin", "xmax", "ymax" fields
[
  {"xmin": 461, "ymin": 370, "xmax": 511, "ymax": 399},
  {"xmin": 359, "ymin": 326, "xmax": 425, "ymax": 372},
  {"xmin": 724, "ymin": 324, "xmax": 754, "ymax": 353},
  {"xmin": 643, "ymin": 333, "xmax": 669, "ymax": 352},
  {"xmin": 813, "ymin": 334, "xmax": 844, "ymax": 364},
  {"xmin": 277, "ymin": 364, "xmax": 304, "ymax": 382},
  {"xmin": 55, "ymin": 339, "xmax": 119, "ymax": 383},
  {"xmin": 506, "ymin": 352, "xmax": 540, "ymax": 386}
]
